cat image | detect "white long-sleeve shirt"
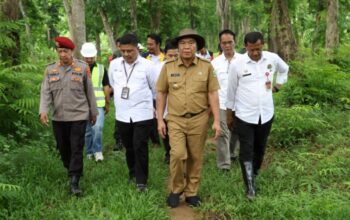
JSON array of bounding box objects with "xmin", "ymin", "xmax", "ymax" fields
[
  {"xmin": 108, "ymin": 55, "xmax": 157, "ymax": 123},
  {"xmin": 211, "ymin": 53, "xmax": 243, "ymax": 110},
  {"xmin": 226, "ymin": 51, "xmax": 289, "ymax": 124}
]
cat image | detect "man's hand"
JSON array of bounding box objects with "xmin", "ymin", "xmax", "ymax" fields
[
  {"xmin": 157, "ymin": 119, "xmax": 167, "ymax": 139},
  {"xmin": 212, "ymin": 120, "xmax": 221, "ymax": 140},
  {"xmin": 104, "ymin": 104, "xmax": 110, "ymax": 114},
  {"xmin": 40, "ymin": 113, "xmax": 49, "ymax": 126},
  {"xmin": 226, "ymin": 110, "xmax": 234, "ymax": 131},
  {"xmin": 90, "ymin": 115, "xmax": 97, "ymax": 125}
]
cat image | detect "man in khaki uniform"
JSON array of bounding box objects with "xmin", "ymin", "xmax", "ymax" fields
[
  {"xmin": 39, "ymin": 36, "xmax": 98, "ymax": 196},
  {"xmin": 157, "ymin": 29, "xmax": 220, "ymax": 208}
]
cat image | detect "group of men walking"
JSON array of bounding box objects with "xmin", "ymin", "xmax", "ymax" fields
[{"xmin": 39, "ymin": 28, "xmax": 288, "ymax": 208}]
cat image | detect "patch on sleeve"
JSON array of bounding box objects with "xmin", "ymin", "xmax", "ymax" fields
[{"xmin": 86, "ymin": 66, "xmax": 91, "ymax": 78}]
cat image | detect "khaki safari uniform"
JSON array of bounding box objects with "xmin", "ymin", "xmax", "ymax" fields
[
  {"xmin": 157, "ymin": 57, "xmax": 220, "ymax": 196},
  {"xmin": 39, "ymin": 59, "xmax": 98, "ymax": 120}
]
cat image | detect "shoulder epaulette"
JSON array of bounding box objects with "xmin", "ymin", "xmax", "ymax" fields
[
  {"xmin": 165, "ymin": 58, "xmax": 177, "ymax": 64},
  {"xmin": 77, "ymin": 59, "xmax": 88, "ymax": 65},
  {"xmin": 46, "ymin": 61, "xmax": 56, "ymax": 66}
]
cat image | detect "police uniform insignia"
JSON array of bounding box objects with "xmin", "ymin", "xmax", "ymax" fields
[
  {"xmin": 74, "ymin": 67, "xmax": 82, "ymax": 72},
  {"xmin": 212, "ymin": 70, "xmax": 217, "ymax": 78},
  {"xmin": 86, "ymin": 67, "xmax": 91, "ymax": 78},
  {"xmin": 49, "ymin": 76, "xmax": 60, "ymax": 82},
  {"xmin": 198, "ymin": 72, "xmax": 203, "ymax": 75},
  {"xmin": 71, "ymin": 76, "xmax": 82, "ymax": 82}
]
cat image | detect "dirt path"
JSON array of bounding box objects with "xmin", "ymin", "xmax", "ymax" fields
[
  {"xmin": 169, "ymin": 195, "xmax": 198, "ymax": 220},
  {"xmin": 168, "ymin": 138, "xmax": 217, "ymax": 220}
]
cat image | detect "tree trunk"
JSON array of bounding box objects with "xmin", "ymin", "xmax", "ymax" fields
[
  {"xmin": 0, "ymin": 0, "xmax": 21, "ymax": 65},
  {"xmin": 325, "ymin": 0, "xmax": 339, "ymax": 51},
  {"xmin": 268, "ymin": 0, "xmax": 297, "ymax": 61},
  {"xmin": 148, "ymin": 0, "xmax": 162, "ymax": 33},
  {"xmin": 18, "ymin": 0, "xmax": 31, "ymax": 40},
  {"xmin": 312, "ymin": 0, "xmax": 326, "ymax": 50},
  {"xmin": 130, "ymin": 0, "xmax": 137, "ymax": 32},
  {"xmin": 188, "ymin": 0, "xmax": 196, "ymax": 29},
  {"xmin": 96, "ymin": 32, "xmax": 101, "ymax": 58},
  {"xmin": 216, "ymin": 0, "xmax": 230, "ymax": 30},
  {"xmin": 241, "ymin": 17, "xmax": 251, "ymax": 36},
  {"xmin": 63, "ymin": 0, "xmax": 86, "ymax": 59},
  {"xmin": 99, "ymin": 8, "xmax": 117, "ymax": 53}
]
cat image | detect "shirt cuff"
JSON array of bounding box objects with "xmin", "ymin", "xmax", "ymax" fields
[{"xmin": 226, "ymin": 101, "xmax": 235, "ymax": 110}]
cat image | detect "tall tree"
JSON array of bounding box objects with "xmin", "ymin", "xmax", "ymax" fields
[
  {"xmin": 148, "ymin": 0, "xmax": 162, "ymax": 33},
  {"xmin": 0, "ymin": 0, "xmax": 21, "ymax": 65},
  {"xmin": 325, "ymin": 0, "xmax": 339, "ymax": 50},
  {"xmin": 216, "ymin": 0, "xmax": 230, "ymax": 30},
  {"xmin": 188, "ymin": 0, "xmax": 196, "ymax": 29},
  {"xmin": 312, "ymin": 0, "xmax": 327, "ymax": 49},
  {"xmin": 130, "ymin": 0, "xmax": 137, "ymax": 32},
  {"xmin": 268, "ymin": 0, "xmax": 297, "ymax": 61},
  {"xmin": 63, "ymin": 0, "xmax": 86, "ymax": 59},
  {"xmin": 99, "ymin": 8, "xmax": 117, "ymax": 53}
]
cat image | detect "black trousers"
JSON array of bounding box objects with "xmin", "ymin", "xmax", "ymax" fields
[
  {"xmin": 163, "ymin": 120, "xmax": 171, "ymax": 159},
  {"xmin": 52, "ymin": 120, "xmax": 87, "ymax": 177},
  {"xmin": 116, "ymin": 119, "xmax": 152, "ymax": 184},
  {"xmin": 236, "ymin": 116, "xmax": 273, "ymax": 173},
  {"xmin": 149, "ymin": 100, "xmax": 160, "ymax": 144}
]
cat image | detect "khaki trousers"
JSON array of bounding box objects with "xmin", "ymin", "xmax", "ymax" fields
[
  {"xmin": 216, "ymin": 109, "xmax": 240, "ymax": 169},
  {"xmin": 167, "ymin": 111, "xmax": 209, "ymax": 197}
]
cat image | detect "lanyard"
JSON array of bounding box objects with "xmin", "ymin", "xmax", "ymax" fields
[{"xmin": 123, "ymin": 61, "xmax": 137, "ymax": 86}]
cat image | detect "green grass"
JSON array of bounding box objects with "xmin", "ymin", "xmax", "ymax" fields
[{"xmin": 1, "ymin": 103, "xmax": 349, "ymax": 219}]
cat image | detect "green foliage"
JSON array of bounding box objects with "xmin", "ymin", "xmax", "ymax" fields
[
  {"xmin": 0, "ymin": 62, "xmax": 43, "ymax": 136},
  {"xmin": 277, "ymin": 50, "xmax": 350, "ymax": 108},
  {"xmin": 270, "ymin": 105, "xmax": 329, "ymax": 148},
  {"xmin": 0, "ymin": 21, "xmax": 20, "ymax": 51}
]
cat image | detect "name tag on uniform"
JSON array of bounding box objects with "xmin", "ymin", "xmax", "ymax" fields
[
  {"xmin": 121, "ymin": 87, "xmax": 130, "ymax": 99},
  {"xmin": 170, "ymin": 73, "xmax": 180, "ymax": 77}
]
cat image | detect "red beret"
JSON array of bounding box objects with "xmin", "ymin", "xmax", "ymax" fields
[{"xmin": 54, "ymin": 36, "xmax": 75, "ymax": 50}]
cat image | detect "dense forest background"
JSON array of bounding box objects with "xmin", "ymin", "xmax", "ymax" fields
[{"xmin": 1, "ymin": 0, "xmax": 349, "ymax": 219}]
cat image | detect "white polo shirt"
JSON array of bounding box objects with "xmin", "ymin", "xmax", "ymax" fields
[
  {"xmin": 226, "ymin": 51, "xmax": 289, "ymax": 124},
  {"xmin": 108, "ymin": 55, "xmax": 157, "ymax": 123},
  {"xmin": 211, "ymin": 53, "xmax": 243, "ymax": 110}
]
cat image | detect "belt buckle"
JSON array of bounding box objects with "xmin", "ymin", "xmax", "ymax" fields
[{"xmin": 184, "ymin": 113, "xmax": 192, "ymax": 118}]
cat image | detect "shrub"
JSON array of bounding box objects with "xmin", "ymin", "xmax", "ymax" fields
[
  {"xmin": 270, "ymin": 105, "xmax": 329, "ymax": 148},
  {"xmin": 276, "ymin": 51, "xmax": 350, "ymax": 109}
]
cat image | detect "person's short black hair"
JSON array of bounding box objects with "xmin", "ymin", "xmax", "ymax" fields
[
  {"xmin": 219, "ymin": 29, "xmax": 236, "ymax": 42},
  {"xmin": 164, "ymin": 39, "xmax": 177, "ymax": 54},
  {"xmin": 119, "ymin": 33, "xmax": 138, "ymax": 47},
  {"xmin": 244, "ymin": 32, "xmax": 264, "ymax": 45},
  {"xmin": 115, "ymin": 37, "xmax": 121, "ymax": 44},
  {"xmin": 147, "ymin": 33, "xmax": 161, "ymax": 45}
]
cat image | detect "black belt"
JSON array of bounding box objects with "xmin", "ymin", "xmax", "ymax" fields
[{"xmin": 181, "ymin": 109, "xmax": 206, "ymax": 118}]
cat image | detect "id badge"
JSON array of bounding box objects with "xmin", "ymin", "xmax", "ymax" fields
[
  {"xmin": 121, "ymin": 86, "xmax": 130, "ymax": 99},
  {"xmin": 265, "ymin": 81, "xmax": 272, "ymax": 90}
]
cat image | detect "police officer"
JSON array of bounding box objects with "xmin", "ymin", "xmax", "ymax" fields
[
  {"xmin": 39, "ymin": 36, "xmax": 98, "ymax": 196},
  {"xmin": 157, "ymin": 29, "xmax": 220, "ymax": 208}
]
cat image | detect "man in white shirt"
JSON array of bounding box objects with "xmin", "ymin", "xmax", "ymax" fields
[
  {"xmin": 212, "ymin": 29, "xmax": 242, "ymax": 171},
  {"xmin": 226, "ymin": 32, "xmax": 288, "ymax": 199},
  {"xmin": 144, "ymin": 33, "xmax": 165, "ymax": 148},
  {"xmin": 108, "ymin": 33, "xmax": 157, "ymax": 192}
]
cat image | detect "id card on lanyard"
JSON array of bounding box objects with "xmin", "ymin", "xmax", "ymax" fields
[{"xmin": 121, "ymin": 61, "xmax": 137, "ymax": 99}]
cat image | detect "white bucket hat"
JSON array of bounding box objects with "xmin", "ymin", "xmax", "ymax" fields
[{"xmin": 80, "ymin": 42, "xmax": 97, "ymax": 57}]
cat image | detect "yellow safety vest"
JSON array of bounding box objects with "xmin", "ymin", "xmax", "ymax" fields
[{"xmin": 91, "ymin": 64, "xmax": 105, "ymax": 107}]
